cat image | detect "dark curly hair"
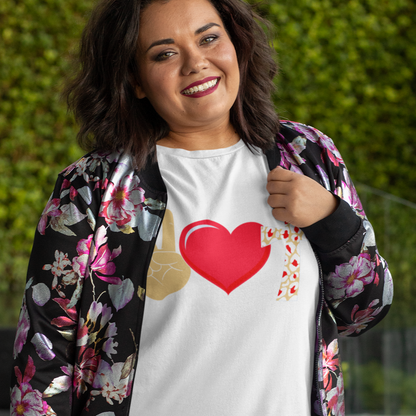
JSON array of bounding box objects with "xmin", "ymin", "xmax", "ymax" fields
[{"xmin": 63, "ymin": 0, "xmax": 280, "ymax": 170}]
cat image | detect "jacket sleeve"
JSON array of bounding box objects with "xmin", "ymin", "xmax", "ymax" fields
[
  {"xmin": 280, "ymin": 122, "xmax": 393, "ymax": 336},
  {"xmin": 10, "ymin": 154, "xmax": 106, "ymax": 416}
]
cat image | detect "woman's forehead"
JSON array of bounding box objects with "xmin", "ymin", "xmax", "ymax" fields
[{"xmin": 138, "ymin": 0, "xmax": 222, "ymax": 42}]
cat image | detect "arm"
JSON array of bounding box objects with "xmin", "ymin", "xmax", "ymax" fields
[
  {"xmin": 10, "ymin": 154, "xmax": 108, "ymax": 415},
  {"xmin": 268, "ymin": 122, "xmax": 393, "ymax": 335}
]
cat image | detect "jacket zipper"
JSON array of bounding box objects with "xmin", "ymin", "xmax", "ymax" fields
[{"xmin": 314, "ymin": 252, "xmax": 325, "ymax": 416}]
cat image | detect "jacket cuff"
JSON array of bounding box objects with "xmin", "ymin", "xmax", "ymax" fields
[{"xmin": 302, "ymin": 197, "xmax": 361, "ymax": 253}]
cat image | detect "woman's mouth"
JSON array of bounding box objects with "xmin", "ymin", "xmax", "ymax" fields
[{"xmin": 181, "ymin": 77, "xmax": 220, "ymax": 97}]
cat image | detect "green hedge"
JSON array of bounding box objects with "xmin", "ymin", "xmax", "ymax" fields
[
  {"xmin": 253, "ymin": 0, "xmax": 416, "ymax": 200},
  {"xmin": 355, "ymin": 184, "xmax": 416, "ymax": 328},
  {"xmin": 0, "ymin": 0, "xmax": 91, "ymax": 324},
  {"xmin": 342, "ymin": 360, "xmax": 416, "ymax": 413},
  {"xmin": 1, "ymin": 0, "xmax": 415, "ymax": 325}
]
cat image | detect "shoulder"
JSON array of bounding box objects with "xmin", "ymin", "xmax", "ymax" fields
[
  {"xmin": 58, "ymin": 149, "xmax": 126, "ymax": 183},
  {"xmin": 36, "ymin": 149, "xmax": 127, "ymax": 236},
  {"xmin": 278, "ymin": 120, "xmax": 345, "ymax": 165},
  {"xmin": 280, "ymin": 120, "xmax": 335, "ymax": 147},
  {"xmin": 39, "ymin": 149, "xmax": 134, "ymax": 231}
]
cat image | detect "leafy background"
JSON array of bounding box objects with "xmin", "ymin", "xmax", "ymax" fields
[{"xmin": 0, "ymin": 0, "xmax": 415, "ymax": 412}]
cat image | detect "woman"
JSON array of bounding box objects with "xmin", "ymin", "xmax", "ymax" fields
[{"xmin": 11, "ymin": 0, "xmax": 393, "ymax": 415}]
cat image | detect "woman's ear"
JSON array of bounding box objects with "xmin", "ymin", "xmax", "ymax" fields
[
  {"xmin": 135, "ymin": 85, "xmax": 146, "ymax": 99},
  {"xmin": 129, "ymin": 71, "xmax": 146, "ymax": 99}
]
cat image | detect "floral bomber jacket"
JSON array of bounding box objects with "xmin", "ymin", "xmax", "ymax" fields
[{"xmin": 11, "ymin": 121, "xmax": 393, "ymax": 416}]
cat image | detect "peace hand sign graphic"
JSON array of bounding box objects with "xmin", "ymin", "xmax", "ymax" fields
[{"xmin": 146, "ymin": 209, "xmax": 191, "ymax": 300}]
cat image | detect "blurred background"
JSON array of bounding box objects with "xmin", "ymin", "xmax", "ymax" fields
[{"xmin": 0, "ymin": 0, "xmax": 415, "ymax": 414}]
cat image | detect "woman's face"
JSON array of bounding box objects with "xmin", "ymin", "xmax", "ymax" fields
[{"xmin": 135, "ymin": 0, "xmax": 240, "ymax": 134}]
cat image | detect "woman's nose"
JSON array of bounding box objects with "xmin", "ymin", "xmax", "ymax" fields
[{"xmin": 181, "ymin": 48, "xmax": 209, "ymax": 75}]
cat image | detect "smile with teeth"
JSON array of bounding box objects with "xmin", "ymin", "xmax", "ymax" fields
[{"xmin": 182, "ymin": 78, "xmax": 219, "ymax": 95}]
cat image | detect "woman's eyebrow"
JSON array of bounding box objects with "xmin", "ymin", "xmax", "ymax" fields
[
  {"xmin": 146, "ymin": 23, "xmax": 221, "ymax": 52},
  {"xmin": 195, "ymin": 22, "xmax": 221, "ymax": 35},
  {"xmin": 146, "ymin": 38, "xmax": 174, "ymax": 52}
]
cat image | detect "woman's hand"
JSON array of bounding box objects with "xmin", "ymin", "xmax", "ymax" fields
[{"xmin": 266, "ymin": 167, "xmax": 338, "ymax": 228}]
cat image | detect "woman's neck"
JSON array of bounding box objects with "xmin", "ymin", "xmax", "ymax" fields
[{"xmin": 157, "ymin": 121, "xmax": 239, "ymax": 151}]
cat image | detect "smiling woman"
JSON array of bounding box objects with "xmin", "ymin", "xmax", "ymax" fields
[
  {"xmin": 134, "ymin": 0, "xmax": 240, "ymax": 149},
  {"xmin": 10, "ymin": 0, "xmax": 393, "ymax": 415},
  {"xmin": 63, "ymin": 0, "xmax": 279, "ymax": 166}
]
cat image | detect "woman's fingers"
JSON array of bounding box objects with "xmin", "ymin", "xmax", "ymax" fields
[
  {"xmin": 267, "ymin": 166, "xmax": 293, "ymax": 182},
  {"xmin": 266, "ymin": 166, "xmax": 338, "ymax": 227},
  {"xmin": 266, "ymin": 167, "xmax": 294, "ymax": 195},
  {"xmin": 266, "ymin": 179, "xmax": 293, "ymax": 196}
]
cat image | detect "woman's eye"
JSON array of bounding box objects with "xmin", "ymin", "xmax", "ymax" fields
[
  {"xmin": 201, "ymin": 35, "xmax": 217, "ymax": 45},
  {"xmin": 155, "ymin": 51, "xmax": 175, "ymax": 61}
]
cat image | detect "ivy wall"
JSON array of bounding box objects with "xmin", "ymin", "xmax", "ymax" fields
[{"xmin": 1, "ymin": 0, "xmax": 415, "ymax": 336}]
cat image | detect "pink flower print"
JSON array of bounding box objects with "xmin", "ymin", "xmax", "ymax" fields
[
  {"xmin": 89, "ymin": 226, "xmax": 122, "ymax": 284},
  {"xmin": 10, "ymin": 383, "xmax": 47, "ymax": 416},
  {"xmin": 99, "ymin": 173, "xmax": 145, "ymax": 232},
  {"xmin": 323, "ymin": 147, "xmax": 343, "ymax": 167},
  {"xmin": 14, "ymin": 355, "xmax": 35, "ymax": 385},
  {"xmin": 47, "ymin": 203, "xmax": 88, "ymax": 236},
  {"xmin": 11, "ymin": 356, "xmax": 50, "ymax": 416},
  {"xmin": 74, "ymin": 157, "xmax": 91, "ymax": 183},
  {"xmin": 288, "ymin": 122, "xmax": 345, "ymax": 171},
  {"xmin": 90, "ymin": 244, "xmax": 118, "ymax": 282},
  {"xmin": 103, "ymin": 322, "xmax": 119, "ymax": 359},
  {"xmin": 373, "ymin": 257, "xmax": 380, "ymax": 286},
  {"xmin": 276, "ymin": 142, "xmax": 303, "ymax": 174},
  {"xmin": 69, "ymin": 186, "xmax": 78, "ymax": 201},
  {"xmin": 42, "ymin": 250, "xmax": 77, "ymax": 295},
  {"xmin": 326, "ymin": 253, "xmax": 374, "ymax": 301},
  {"xmin": 74, "ymin": 348, "xmax": 100, "ymax": 398},
  {"xmin": 60, "ymin": 179, "xmax": 71, "ymax": 192},
  {"xmin": 37, "ymin": 198, "xmax": 61, "ymax": 235},
  {"xmin": 51, "ymin": 297, "xmax": 78, "ymax": 329},
  {"xmin": 339, "ymin": 300, "xmax": 382, "ymax": 336},
  {"xmin": 86, "ymin": 301, "xmax": 113, "ymax": 329},
  {"xmin": 326, "ymin": 373, "xmax": 345, "ymax": 415},
  {"xmin": 322, "ymin": 339, "xmax": 340, "ymax": 391},
  {"xmin": 296, "ymin": 123, "xmax": 344, "ymax": 165},
  {"xmin": 94, "ymin": 177, "xmax": 109, "ymax": 192},
  {"xmin": 77, "ymin": 302, "xmax": 116, "ymax": 358},
  {"xmin": 72, "ymin": 235, "xmax": 93, "ymax": 277},
  {"xmin": 103, "ymin": 149, "xmax": 121, "ymax": 164},
  {"xmin": 335, "ymin": 170, "xmax": 364, "ymax": 214},
  {"xmin": 76, "ymin": 318, "xmax": 89, "ymax": 353},
  {"xmin": 316, "ymin": 165, "xmax": 331, "ymax": 190},
  {"xmin": 91, "ymin": 361, "xmax": 133, "ymax": 405},
  {"xmin": 43, "ymin": 366, "xmax": 73, "ymax": 399},
  {"xmin": 43, "ymin": 251, "xmax": 72, "ymax": 277},
  {"xmin": 60, "ymin": 158, "xmax": 82, "ymax": 177},
  {"xmin": 14, "ymin": 299, "xmax": 30, "ymax": 359}
]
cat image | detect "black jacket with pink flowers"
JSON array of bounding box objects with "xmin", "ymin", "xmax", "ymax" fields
[{"xmin": 10, "ymin": 121, "xmax": 393, "ymax": 416}]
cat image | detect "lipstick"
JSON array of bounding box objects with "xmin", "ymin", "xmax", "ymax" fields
[{"xmin": 181, "ymin": 76, "xmax": 220, "ymax": 98}]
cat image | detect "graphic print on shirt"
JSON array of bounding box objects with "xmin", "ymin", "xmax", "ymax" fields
[
  {"xmin": 146, "ymin": 209, "xmax": 191, "ymax": 300},
  {"xmin": 146, "ymin": 210, "xmax": 304, "ymax": 300},
  {"xmin": 261, "ymin": 224, "xmax": 304, "ymax": 301},
  {"xmin": 179, "ymin": 220, "xmax": 271, "ymax": 294}
]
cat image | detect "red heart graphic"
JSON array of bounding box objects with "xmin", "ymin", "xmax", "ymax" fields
[{"xmin": 179, "ymin": 221, "xmax": 270, "ymax": 294}]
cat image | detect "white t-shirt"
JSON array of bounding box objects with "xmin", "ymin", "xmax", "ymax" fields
[{"xmin": 131, "ymin": 140, "xmax": 319, "ymax": 415}]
